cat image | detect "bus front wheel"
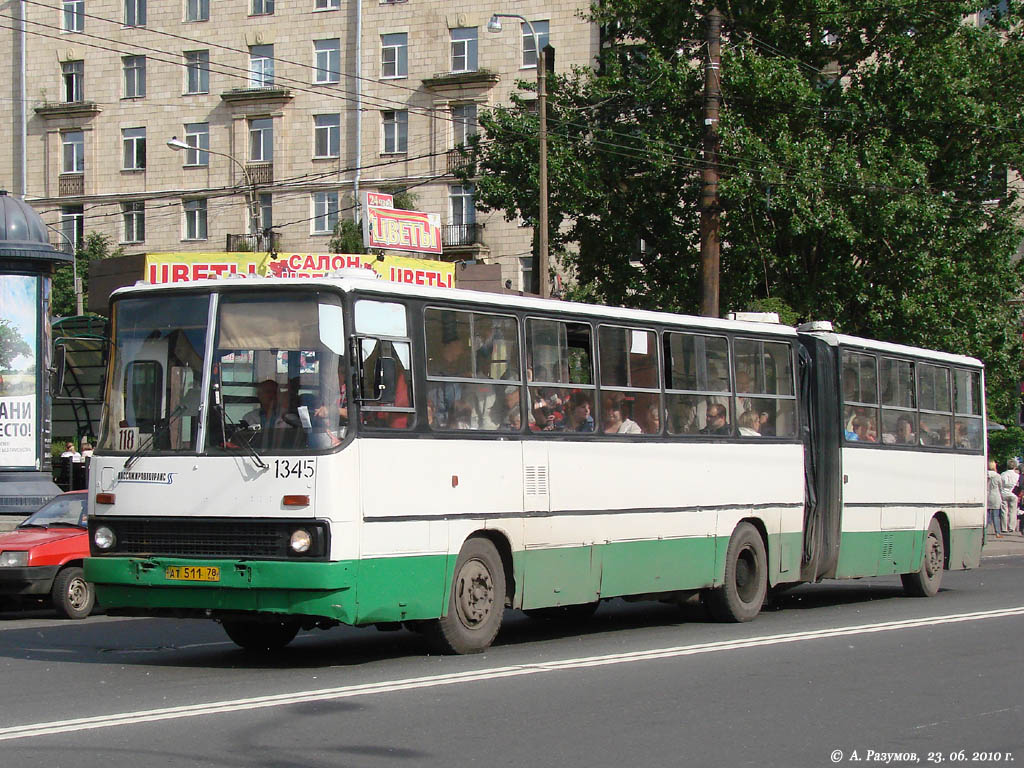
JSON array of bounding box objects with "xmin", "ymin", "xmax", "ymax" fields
[
  {"xmin": 901, "ymin": 517, "xmax": 944, "ymax": 597},
  {"xmin": 704, "ymin": 522, "xmax": 767, "ymax": 622},
  {"xmin": 221, "ymin": 617, "xmax": 300, "ymax": 652},
  {"xmin": 425, "ymin": 537, "xmax": 506, "ymax": 654}
]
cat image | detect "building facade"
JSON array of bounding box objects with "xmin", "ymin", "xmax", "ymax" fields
[{"xmin": 3, "ymin": 0, "xmax": 598, "ymax": 291}]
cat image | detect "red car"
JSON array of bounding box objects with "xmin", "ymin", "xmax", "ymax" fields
[{"xmin": 0, "ymin": 490, "xmax": 95, "ymax": 619}]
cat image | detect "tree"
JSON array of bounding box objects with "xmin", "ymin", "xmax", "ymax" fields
[
  {"xmin": 51, "ymin": 233, "xmax": 124, "ymax": 317},
  {"xmin": 469, "ymin": 0, "xmax": 1024, "ymax": 422},
  {"xmin": 0, "ymin": 319, "xmax": 32, "ymax": 372}
]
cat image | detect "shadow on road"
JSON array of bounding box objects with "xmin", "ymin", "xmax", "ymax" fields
[{"xmin": 0, "ymin": 577, "xmax": 930, "ymax": 671}]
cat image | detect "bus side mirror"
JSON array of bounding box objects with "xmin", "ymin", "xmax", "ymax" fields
[
  {"xmin": 51, "ymin": 344, "xmax": 67, "ymax": 397},
  {"xmin": 375, "ymin": 357, "xmax": 397, "ymax": 404}
]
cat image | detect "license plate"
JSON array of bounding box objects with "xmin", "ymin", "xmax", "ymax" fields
[{"xmin": 165, "ymin": 565, "xmax": 220, "ymax": 582}]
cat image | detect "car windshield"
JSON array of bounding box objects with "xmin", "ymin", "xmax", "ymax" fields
[{"xmin": 22, "ymin": 495, "xmax": 87, "ymax": 528}]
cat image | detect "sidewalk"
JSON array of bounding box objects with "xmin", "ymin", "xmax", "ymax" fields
[{"xmin": 981, "ymin": 529, "xmax": 1024, "ymax": 558}]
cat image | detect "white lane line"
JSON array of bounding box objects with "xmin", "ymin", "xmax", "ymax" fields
[{"xmin": 2, "ymin": 606, "xmax": 1022, "ymax": 742}]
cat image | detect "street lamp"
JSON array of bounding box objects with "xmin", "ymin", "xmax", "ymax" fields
[
  {"xmin": 487, "ymin": 12, "xmax": 550, "ymax": 299},
  {"xmin": 166, "ymin": 136, "xmax": 260, "ymax": 242}
]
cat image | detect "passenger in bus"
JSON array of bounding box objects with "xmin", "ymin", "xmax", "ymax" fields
[
  {"xmin": 895, "ymin": 415, "xmax": 916, "ymax": 445},
  {"xmin": 602, "ymin": 394, "xmax": 641, "ymax": 434},
  {"xmin": 700, "ymin": 403, "xmax": 731, "ymax": 436},
  {"xmin": 449, "ymin": 399, "xmax": 473, "ymax": 430},
  {"xmin": 738, "ymin": 409, "xmax": 761, "ymax": 436},
  {"xmin": 848, "ymin": 416, "xmax": 875, "ymax": 442},
  {"xmin": 669, "ymin": 401, "xmax": 699, "ymax": 434},
  {"xmin": 466, "ymin": 384, "xmax": 503, "ymax": 430},
  {"xmin": 242, "ymin": 379, "xmax": 282, "ymax": 433},
  {"xmin": 565, "ymin": 391, "xmax": 595, "ymax": 432},
  {"xmin": 428, "ymin": 322, "xmax": 471, "ymax": 428},
  {"xmin": 639, "ymin": 402, "xmax": 661, "ymax": 435}
]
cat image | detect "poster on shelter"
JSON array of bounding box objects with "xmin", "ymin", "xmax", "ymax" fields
[{"xmin": 0, "ymin": 275, "xmax": 38, "ymax": 468}]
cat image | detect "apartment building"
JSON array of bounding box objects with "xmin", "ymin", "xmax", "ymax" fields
[{"xmin": 3, "ymin": 0, "xmax": 597, "ymax": 291}]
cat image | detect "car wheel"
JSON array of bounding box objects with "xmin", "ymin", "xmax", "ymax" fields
[{"xmin": 51, "ymin": 566, "xmax": 95, "ymax": 620}]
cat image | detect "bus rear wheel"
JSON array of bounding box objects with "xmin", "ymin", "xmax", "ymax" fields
[
  {"xmin": 425, "ymin": 537, "xmax": 506, "ymax": 655},
  {"xmin": 704, "ymin": 522, "xmax": 767, "ymax": 622},
  {"xmin": 221, "ymin": 617, "xmax": 300, "ymax": 652},
  {"xmin": 901, "ymin": 517, "xmax": 944, "ymax": 597}
]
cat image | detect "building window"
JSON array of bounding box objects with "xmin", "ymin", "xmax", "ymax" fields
[
  {"xmin": 251, "ymin": 0, "xmax": 273, "ymax": 16},
  {"xmin": 314, "ymin": 39, "xmax": 341, "ymax": 84},
  {"xmin": 314, "ymin": 0, "xmax": 339, "ymax": 8},
  {"xmin": 450, "ymin": 27, "xmax": 478, "ymax": 73},
  {"xmin": 249, "ymin": 45, "xmax": 274, "ymax": 88},
  {"xmin": 60, "ymin": 206, "xmax": 84, "ymax": 249},
  {"xmin": 124, "ymin": 0, "xmax": 145, "ymax": 26},
  {"xmin": 183, "ymin": 122, "xmax": 209, "ymax": 166},
  {"xmin": 381, "ymin": 33, "xmax": 407, "ymax": 78},
  {"xmin": 62, "ymin": 130, "xmax": 84, "ymax": 173},
  {"xmin": 184, "ymin": 50, "xmax": 209, "ymax": 94},
  {"xmin": 382, "ymin": 110, "xmax": 407, "ymax": 154},
  {"xmin": 312, "ymin": 191, "xmax": 339, "ymax": 233},
  {"xmin": 249, "ymin": 118, "xmax": 273, "ymax": 162},
  {"xmin": 449, "ymin": 183, "xmax": 475, "ymax": 226},
  {"xmin": 122, "ymin": 201, "xmax": 145, "ymax": 242},
  {"xmin": 122, "ymin": 127, "xmax": 146, "ymax": 170},
  {"xmin": 314, "ymin": 114, "xmax": 340, "ymax": 158},
  {"xmin": 522, "ymin": 20, "xmax": 550, "ymax": 68},
  {"xmin": 63, "ymin": 0, "xmax": 84, "ymax": 32},
  {"xmin": 185, "ymin": 0, "xmax": 208, "ymax": 21},
  {"xmin": 184, "ymin": 199, "xmax": 207, "ymax": 240},
  {"xmin": 123, "ymin": 55, "xmax": 146, "ymax": 98},
  {"xmin": 452, "ymin": 104, "xmax": 477, "ymax": 147},
  {"xmin": 62, "ymin": 60, "xmax": 84, "ymax": 102},
  {"xmin": 251, "ymin": 193, "xmax": 272, "ymax": 234}
]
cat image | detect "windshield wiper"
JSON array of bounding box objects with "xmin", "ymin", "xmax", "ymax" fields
[
  {"xmin": 123, "ymin": 392, "xmax": 198, "ymax": 470},
  {"xmin": 225, "ymin": 422, "xmax": 268, "ymax": 470}
]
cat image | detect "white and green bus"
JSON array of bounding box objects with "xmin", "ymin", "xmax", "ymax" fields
[{"xmin": 84, "ymin": 273, "xmax": 987, "ymax": 653}]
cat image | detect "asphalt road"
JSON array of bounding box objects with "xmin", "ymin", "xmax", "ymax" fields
[{"xmin": 1, "ymin": 553, "xmax": 1022, "ymax": 768}]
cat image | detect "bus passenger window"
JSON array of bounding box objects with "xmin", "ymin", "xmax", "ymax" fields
[
  {"xmin": 918, "ymin": 363, "xmax": 952, "ymax": 447},
  {"xmin": 880, "ymin": 358, "xmax": 916, "ymax": 446},
  {"xmin": 664, "ymin": 331, "xmax": 730, "ymax": 436},
  {"xmin": 525, "ymin": 318, "xmax": 594, "ymax": 435},
  {"xmin": 953, "ymin": 369, "xmax": 983, "ymax": 451},
  {"xmin": 733, "ymin": 338, "xmax": 796, "ymax": 438},
  {"xmin": 841, "ymin": 351, "xmax": 879, "ymax": 444},
  {"xmin": 356, "ymin": 300, "xmax": 415, "ymax": 431},
  {"xmin": 598, "ymin": 326, "xmax": 660, "ymax": 435}
]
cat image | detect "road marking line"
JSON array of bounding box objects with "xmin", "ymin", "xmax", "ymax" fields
[{"xmin": 2, "ymin": 606, "xmax": 1022, "ymax": 742}]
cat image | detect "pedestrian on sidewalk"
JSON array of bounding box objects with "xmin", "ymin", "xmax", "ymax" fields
[
  {"xmin": 1001, "ymin": 459, "xmax": 1019, "ymax": 536},
  {"xmin": 987, "ymin": 460, "xmax": 1004, "ymax": 542}
]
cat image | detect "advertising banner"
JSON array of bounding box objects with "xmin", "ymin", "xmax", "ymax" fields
[
  {"xmin": 363, "ymin": 204, "xmax": 443, "ymax": 255},
  {"xmin": 0, "ymin": 275, "xmax": 39, "ymax": 468},
  {"xmin": 143, "ymin": 252, "xmax": 457, "ymax": 289}
]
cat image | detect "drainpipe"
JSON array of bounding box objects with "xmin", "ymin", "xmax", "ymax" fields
[
  {"xmin": 17, "ymin": 0, "xmax": 27, "ymax": 196},
  {"xmin": 352, "ymin": 0, "xmax": 362, "ymax": 223}
]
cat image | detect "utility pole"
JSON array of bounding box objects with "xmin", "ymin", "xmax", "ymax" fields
[
  {"xmin": 537, "ymin": 44, "xmax": 550, "ymax": 299},
  {"xmin": 699, "ymin": 7, "xmax": 722, "ymax": 318}
]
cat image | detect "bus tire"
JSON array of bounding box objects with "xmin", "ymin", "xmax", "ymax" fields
[
  {"xmin": 51, "ymin": 566, "xmax": 94, "ymax": 620},
  {"xmin": 523, "ymin": 601, "xmax": 600, "ymax": 622},
  {"xmin": 221, "ymin": 617, "xmax": 300, "ymax": 652},
  {"xmin": 901, "ymin": 517, "xmax": 944, "ymax": 597},
  {"xmin": 705, "ymin": 522, "xmax": 767, "ymax": 623},
  {"xmin": 425, "ymin": 537, "xmax": 506, "ymax": 655}
]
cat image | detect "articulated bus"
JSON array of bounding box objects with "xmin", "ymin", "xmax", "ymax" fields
[{"xmin": 84, "ymin": 273, "xmax": 986, "ymax": 653}]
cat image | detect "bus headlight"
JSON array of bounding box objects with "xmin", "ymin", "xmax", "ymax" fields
[
  {"xmin": 289, "ymin": 529, "xmax": 312, "ymax": 554},
  {"xmin": 93, "ymin": 526, "xmax": 116, "ymax": 551}
]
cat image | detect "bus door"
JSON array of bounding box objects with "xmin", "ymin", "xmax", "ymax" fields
[{"xmin": 795, "ymin": 332, "xmax": 843, "ymax": 582}]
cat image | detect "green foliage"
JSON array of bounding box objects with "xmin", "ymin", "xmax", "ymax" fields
[
  {"xmin": 988, "ymin": 426, "xmax": 1024, "ymax": 467},
  {"xmin": 329, "ymin": 219, "xmax": 368, "ymax": 255},
  {"xmin": 52, "ymin": 233, "xmax": 124, "ymax": 318},
  {"xmin": 0, "ymin": 319, "xmax": 32, "ymax": 371},
  {"xmin": 470, "ymin": 0, "xmax": 1024, "ymax": 424}
]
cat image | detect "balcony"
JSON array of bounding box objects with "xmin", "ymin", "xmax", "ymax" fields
[
  {"xmin": 34, "ymin": 101, "xmax": 102, "ymax": 120},
  {"xmin": 58, "ymin": 173, "xmax": 84, "ymax": 197},
  {"xmin": 50, "ymin": 238, "xmax": 75, "ymax": 255},
  {"xmin": 220, "ymin": 87, "xmax": 293, "ymax": 105},
  {"xmin": 447, "ymin": 147, "xmax": 473, "ymax": 175},
  {"xmin": 226, "ymin": 232, "xmax": 281, "ymax": 252},
  {"xmin": 442, "ymin": 223, "xmax": 484, "ymax": 248},
  {"xmin": 423, "ymin": 69, "xmax": 500, "ymax": 92},
  {"xmin": 246, "ymin": 162, "xmax": 273, "ymax": 185}
]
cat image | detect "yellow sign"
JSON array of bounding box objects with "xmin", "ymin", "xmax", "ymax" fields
[{"xmin": 144, "ymin": 252, "xmax": 456, "ymax": 289}]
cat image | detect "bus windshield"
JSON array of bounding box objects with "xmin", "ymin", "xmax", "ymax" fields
[{"xmin": 98, "ymin": 289, "xmax": 347, "ymax": 456}]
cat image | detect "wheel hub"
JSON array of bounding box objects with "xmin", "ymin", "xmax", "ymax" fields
[{"xmin": 456, "ymin": 560, "xmax": 493, "ymax": 627}]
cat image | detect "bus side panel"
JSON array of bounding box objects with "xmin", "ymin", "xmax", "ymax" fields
[
  {"xmin": 951, "ymin": 452, "xmax": 986, "ymax": 569},
  {"xmin": 352, "ymin": 553, "xmax": 454, "ymax": 624}
]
